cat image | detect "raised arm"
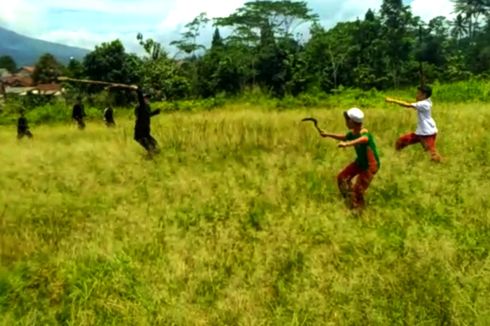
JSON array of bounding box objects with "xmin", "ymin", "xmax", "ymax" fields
[
  {"xmin": 136, "ymin": 88, "xmax": 145, "ymax": 108},
  {"xmin": 385, "ymin": 97, "xmax": 414, "ymax": 109},
  {"xmin": 338, "ymin": 136, "xmax": 369, "ymax": 148},
  {"xmin": 150, "ymin": 109, "xmax": 161, "ymax": 117},
  {"xmin": 319, "ymin": 131, "xmax": 347, "ymax": 141}
]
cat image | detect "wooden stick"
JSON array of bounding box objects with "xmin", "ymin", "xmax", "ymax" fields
[{"xmin": 57, "ymin": 76, "xmax": 136, "ymax": 89}]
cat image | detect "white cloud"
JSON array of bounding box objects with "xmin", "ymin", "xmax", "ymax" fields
[
  {"xmin": 156, "ymin": 0, "xmax": 246, "ymax": 31},
  {"xmin": 311, "ymin": 0, "xmax": 455, "ymax": 29},
  {"xmin": 309, "ymin": 0, "xmax": 382, "ymax": 28},
  {"xmin": 1, "ymin": 0, "xmax": 457, "ymax": 52},
  {"xmin": 36, "ymin": 30, "xmax": 146, "ymax": 55},
  {"xmin": 26, "ymin": 0, "xmax": 172, "ymax": 16},
  {"xmin": 37, "ymin": 30, "xmax": 122, "ymax": 49},
  {"xmin": 0, "ymin": 0, "xmax": 248, "ymax": 51},
  {"xmin": 0, "ymin": 0, "xmax": 45, "ymax": 34},
  {"xmin": 411, "ymin": 0, "xmax": 455, "ymax": 22}
]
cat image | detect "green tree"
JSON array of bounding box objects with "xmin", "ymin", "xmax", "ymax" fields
[
  {"xmin": 136, "ymin": 35, "xmax": 190, "ymax": 100},
  {"xmin": 66, "ymin": 58, "xmax": 85, "ymax": 78},
  {"xmin": 257, "ymin": 20, "xmax": 283, "ymax": 95},
  {"xmin": 325, "ymin": 22, "xmax": 358, "ymax": 89},
  {"xmin": 32, "ymin": 53, "xmax": 63, "ymax": 84},
  {"xmin": 213, "ymin": 1, "xmax": 317, "ymax": 96},
  {"xmin": 215, "ymin": 0, "xmax": 317, "ymax": 40},
  {"xmin": 82, "ymin": 40, "xmax": 141, "ymax": 105},
  {"xmin": 304, "ymin": 22, "xmax": 359, "ymax": 91},
  {"xmin": 83, "ymin": 40, "xmax": 141, "ymax": 85},
  {"xmin": 215, "ymin": 41, "xmax": 255, "ymax": 95},
  {"xmin": 169, "ymin": 13, "xmax": 210, "ymax": 97},
  {"xmin": 380, "ymin": 0, "xmax": 414, "ymax": 88},
  {"xmin": 451, "ymin": 14, "xmax": 469, "ymax": 41},
  {"xmin": 171, "ymin": 12, "xmax": 209, "ymax": 57},
  {"xmin": 417, "ymin": 17, "xmax": 451, "ymax": 66},
  {"xmin": 466, "ymin": 15, "xmax": 490, "ymax": 73},
  {"xmin": 452, "ymin": 0, "xmax": 489, "ymax": 38},
  {"xmin": 196, "ymin": 28, "xmax": 228, "ymax": 97},
  {"xmin": 137, "ymin": 33, "xmax": 167, "ymax": 61},
  {"xmin": 0, "ymin": 55, "xmax": 17, "ymax": 73},
  {"xmin": 139, "ymin": 57, "xmax": 190, "ymax": 100},
  {"xmin": 211, "ymin": 28, "xmax": 224, "ymax": 49},
  {"xmin": 352, "ymin": 10, "xmax": 387, "ymax": 89}
]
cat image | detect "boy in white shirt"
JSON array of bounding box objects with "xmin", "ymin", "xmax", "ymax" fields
[{"xmin": 385, "ymin": 85, "xmax": 441, "ymax": 162}]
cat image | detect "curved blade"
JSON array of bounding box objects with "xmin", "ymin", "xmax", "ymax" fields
[
  {"xmin": 301, "ymin": 117, "xmax": 318, "ymax": 127},
  {"xmin": 301, "ymin": 117, "xmax": 325, "ymax": 135}
]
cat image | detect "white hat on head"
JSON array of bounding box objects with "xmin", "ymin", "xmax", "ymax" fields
[{"xmin": 346, "ymin": 107, "xmax": 364, "ymax": 123}]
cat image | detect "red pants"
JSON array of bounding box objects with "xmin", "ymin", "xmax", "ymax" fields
[
  {"xmin": 395, "ymin": 132, "xmax": 441, "ymax": 161},
  {"xmin": 337, "ymin": 162, "xmax": 378, "ymax": 209}
]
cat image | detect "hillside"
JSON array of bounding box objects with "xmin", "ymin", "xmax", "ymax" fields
[{"xmin": 0, "ymin": 26, "xmax": 89, "ymax": 66}]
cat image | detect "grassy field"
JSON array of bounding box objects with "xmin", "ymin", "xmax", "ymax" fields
[{"xmin": 1, "ymin": 102, "xmax": 489, "ymax": 325}]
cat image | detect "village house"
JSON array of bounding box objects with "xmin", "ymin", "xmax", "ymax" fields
[
  {"xmin": 32, "ymin": 83, "xmax": 63, "ymax": 96},
  {"xmin": 0, "ymin": 68, "xmax": 11, "ymax": 78},
  {"xmin": 1, "ymin": 66, "xmax": 34, "ymax": 87},
  {"xmin": 16, "ymin": 66, "xmax": 35, "ymax": 78},
  {"xmin": 0, "ymin": 66, "xmax": 63, "ymax": 96}
]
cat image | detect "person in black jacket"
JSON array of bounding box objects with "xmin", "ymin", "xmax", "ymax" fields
[
  {"xmin": 72, "ymin": 96, "xmax": 86, "ymax": 129},
  {"xmin": 132, "ymin": 86, "xmax": 161, "ymax": 154},
  {"xmin": 17, "ymin": 110, "xmax": 33, "ymax": 139},
  {"xmin": 103, "ymin": 106, "xmax": 115, "ymax": 127}
]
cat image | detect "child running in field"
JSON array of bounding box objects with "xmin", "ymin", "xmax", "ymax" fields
[
  {"xmin": 72, "ymin": 96, "xmax": 86, "ymax": 130},
  {"xmin": 130, "ymin": 86, "xmax": 161, "ymax": 155},
  {"xmin": 103, "ymin": 106, "xmax": 115, "ymax": 127},
  {"xmin": 385, "ymin": 85, "xmax": 441, "ymax": 162},
  {"xmin": 17, "ymin": 110, "xmax": 33, "ymax": 139},
  {"xmin": 320, "ymin": 108, "xmax": 380, "ymax": 210}
]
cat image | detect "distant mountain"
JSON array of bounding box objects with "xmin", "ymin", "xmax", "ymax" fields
[{"xmin": 0, "ymin": 26, "xmax": 90, "ymax": 66}]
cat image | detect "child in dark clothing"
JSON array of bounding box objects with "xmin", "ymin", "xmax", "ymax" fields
[
  {"xmin": 17, "ymin": 110, "xmax": 33, "ymax": 139},
  {"xmin": 72, "ymin": 96, "xmax": 86, "ymax": 129},
  {"xmin": 103, "ymin": 106, "xmax": 115, "ymax": 127},
  {"xmin": 131, "ymin": 86, "xmax": 161, "ymax": 154}
]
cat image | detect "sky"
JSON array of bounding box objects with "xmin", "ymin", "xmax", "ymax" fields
[{"xmin": 0, "ymin": 0, "xmax": 456, "ymax": 53}]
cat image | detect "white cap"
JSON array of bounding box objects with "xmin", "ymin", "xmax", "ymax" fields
[{"xmin": 346, "ymin": 107, "xmax": 364, "ymax": 123}]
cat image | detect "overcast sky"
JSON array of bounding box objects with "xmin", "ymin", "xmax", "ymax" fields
[{"xmin": 0, "ymin": 0, "xmax": 455, "ymax": 53}]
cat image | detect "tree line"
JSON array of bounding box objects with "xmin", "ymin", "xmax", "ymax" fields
[{"xmin": 2, "ymin": 0, "xmax": 489, "ymax": 101}]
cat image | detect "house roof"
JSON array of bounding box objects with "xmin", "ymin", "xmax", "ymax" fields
[
  {"xmin": 5, "ymin": 87, "xmax": 36, "ymax": 95},
  {"xmin": 34, "ymin": 83, "xmax": 62, "ymax": 92},
  {"xmin": 5, "ymin": 84, "xmax": 63, "ymax": 96},
  {"xmin": 19, "ymin": 66, "xmax": 35, "ymax": 73},
  {"xmin": 32, "ymin": 83, "xmax": 63, "ymax": 95},
  {"xmin": 1, "ymin": 76, "xmax": 34, "ymax": 87}
]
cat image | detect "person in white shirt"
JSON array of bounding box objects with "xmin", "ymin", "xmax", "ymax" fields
[{"xmin": 385, "ymin": 85, "xmax": 441, "ymax": 162}]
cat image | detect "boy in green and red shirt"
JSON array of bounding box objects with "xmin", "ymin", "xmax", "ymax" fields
[{"xmin": 320, "ymin": 108, "xmax": 380, "ymax": 209}]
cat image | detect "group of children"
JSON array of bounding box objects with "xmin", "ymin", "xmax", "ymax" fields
[
  {"xmin": 17, "ymin": 85, "xmax": 160, "ymax": 156},
  {"xmin": 71, "ymin": 96, "xmax": 116, "ymax": 130},
  {"xmin": 15, "ymin": 84, "xmax": 440, "ymax": 211},
  {"xmin": 16, "ymin": 99, "xmax": 115, "ymax": 137},
  {"xmin": 320, "ymin": 85, "xmax": 441, "ymax": 211}
]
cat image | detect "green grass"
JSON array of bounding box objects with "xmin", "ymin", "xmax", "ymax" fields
[
  {"xmin": 2, "ymin": 79, "xmax": 489, "ymax": 127},
  {"xmin": 0, "ymin": 102, "xmax": 489, "ymax": 325}
]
